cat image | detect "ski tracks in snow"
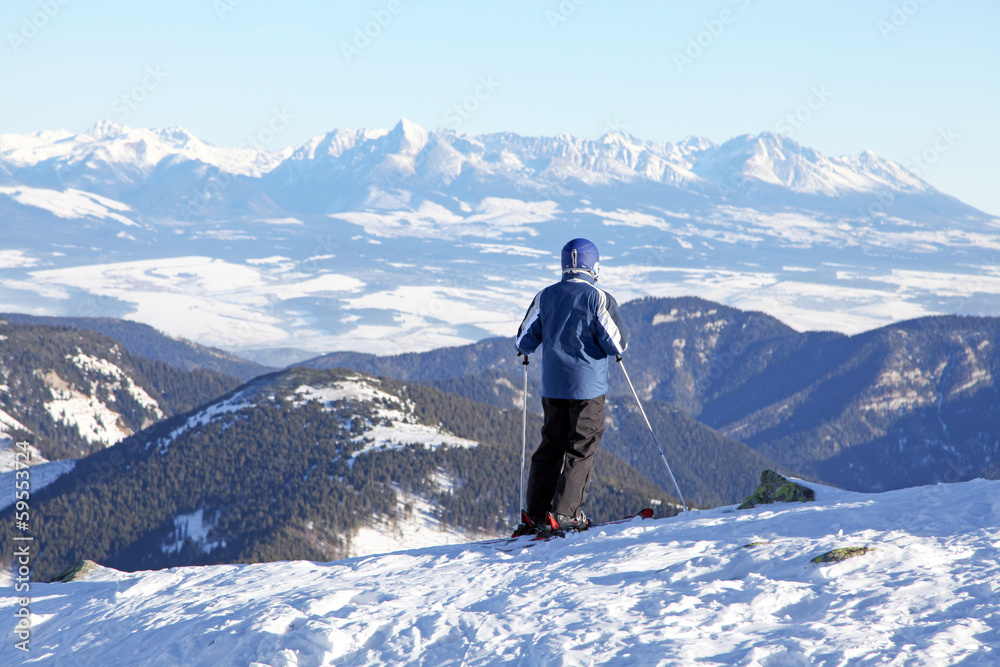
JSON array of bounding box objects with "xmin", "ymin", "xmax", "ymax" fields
[{"xmin": 2, "ymin": 480, "xmax": 1000, "ymax": 665}]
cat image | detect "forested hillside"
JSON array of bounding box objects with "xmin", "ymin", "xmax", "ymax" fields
[
  {"xmin": 3, "ymin": 367, "xmax": 682, "ymax": 581},
  {"xmin": 0, "ymin": 321, "xmax": 241, "ymax": 462},
  {"xmin": 304, "ymin": 296, "xmax": 1000, "ymax": 493},
  {"xmin": 1, "ymin": 313, "xmax": 270, "ymax": 380}
]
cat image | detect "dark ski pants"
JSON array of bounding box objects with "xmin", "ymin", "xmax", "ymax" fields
[{"xmin": 526, "ymin": 395, "xmax": 606, "ymax": 521}]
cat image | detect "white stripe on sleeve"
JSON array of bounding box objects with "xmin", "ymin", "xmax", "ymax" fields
[
  {"xmin": 593, "ymin": 286, "xmax": 626, "ymax": 354},
  {"xmin": 516, "ymin": 293, "xmax": 541, "ymax": 350}
]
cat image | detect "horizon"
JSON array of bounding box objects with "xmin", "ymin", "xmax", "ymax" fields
[{"xmin": 17, "ymin": 115, "xmax": 951, "ymax": 165}]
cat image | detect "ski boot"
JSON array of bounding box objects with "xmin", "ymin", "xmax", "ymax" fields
[
  {"xmin": 546, "ymin": 510, "xmax": 591, "ymax": 532},
  {"xmin": 511, "ymin": 510, "xmax": 542, "ymax": 537}
]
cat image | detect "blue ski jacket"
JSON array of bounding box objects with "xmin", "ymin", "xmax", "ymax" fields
[{"xmin": 515, "ymin": 272, "xmax": 629, "ymax": 400}]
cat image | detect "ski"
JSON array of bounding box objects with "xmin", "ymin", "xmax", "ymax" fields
[{"xmin": 481, "ymin": 508, "xmax": 656, "ymax": 552}]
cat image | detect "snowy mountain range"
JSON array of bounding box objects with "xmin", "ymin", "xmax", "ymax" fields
[
  {"xmin": 3, "ymin": 477, "xmax": 997, "ymax": 665},
  {"xmin": 2, "ymin": 120, "xmax": 998, "ymax": 359}
]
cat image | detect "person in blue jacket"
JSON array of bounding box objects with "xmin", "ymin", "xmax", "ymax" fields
[{"xmin": 514, "ymin": 238, "xmax": 629, "ymax": 531}]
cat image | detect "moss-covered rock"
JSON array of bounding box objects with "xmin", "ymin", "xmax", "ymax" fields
[
  {"xmin": 50, "ymin": 560, "xmax": 102, "ymax": 583},
  {"xmin": 811, "ymin": 547, "xmax": 873, "ymax": 564},
  {"xmin": 738, "ymin": 470, "xmax": 815, "ymax": 510},
  {"xmin": 740, "ymin": 541, "xmax": 772, "ymax": 549}
]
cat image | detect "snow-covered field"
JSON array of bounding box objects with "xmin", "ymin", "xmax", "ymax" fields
[{"xmin": 4, "ymin": 478, "xmax": 998, "ymax": 666}]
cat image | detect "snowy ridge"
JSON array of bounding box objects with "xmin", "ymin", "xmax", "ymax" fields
[
  {"xmin": 292, "ymin": 380, "xmax": 478, "ymax": 465},
  {"xmin": 0, "ymin": 120, "xmax": 942, "ymax": 207},
  {"xmin": 156, "ymin": 389, "xmax": 254, "ymax": 451},
  {"xmin": 155, "ymin": 376, "xmax": 478, "ymax": 461},
  {"xmin": 0, "ymin": 121, "xmax": 289, "ymax": 179},
  {"xmin": 0, "ymin": 185, "xmax": 139, "ymax": 226},
  {"xmin": 3, "ymin": 478, "xmax": 998, "ymax": 665}
]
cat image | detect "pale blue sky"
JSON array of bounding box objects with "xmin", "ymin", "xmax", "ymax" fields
[{"xmin": 3, "ymin": 0, "xmax": 998, "ymax": 213}]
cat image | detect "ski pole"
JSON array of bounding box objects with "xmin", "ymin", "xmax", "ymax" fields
[
  {"xmin": 519, "ymin": 354, "xmax": 529, "ymax": 513},
  {"xmin": 617, "ymin": 356, "xmax": 690, "ymax": 513}
]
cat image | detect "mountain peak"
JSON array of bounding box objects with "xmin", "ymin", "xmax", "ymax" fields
[
  {"xmin": 676, "ymin": 135, "xmax": 715, "ymax": 152},
  {"xmin": 84, "ymin": 119, "xmax": 129, "ymax": 142},
  {"xmin": 389, "ymin": 118, "xmax": 429, "ymax": 153},
  {"xmin": 739, "ymin": 131, "xmax": 805, "ymax": 154},
  {"xmin": 153, "ymin": 126, "xmax": 202, "ymax": 149},
  {"xmin": 599, "ymin": 130, "xmax": 640, "ymax": 145}
]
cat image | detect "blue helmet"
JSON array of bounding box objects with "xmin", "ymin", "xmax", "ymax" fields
[{"xmin": 561, "ymin": 238, "xmax": 600, "ymax": 279}]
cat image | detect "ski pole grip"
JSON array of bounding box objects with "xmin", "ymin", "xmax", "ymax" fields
[{"xmin": 616, "ymin": 355, "xmax": 622, "ymax": 363}]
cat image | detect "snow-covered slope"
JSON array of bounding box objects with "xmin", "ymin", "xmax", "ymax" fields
[{"xmin": 3, "ymin": 478, "xmax": 997, "ymax": 665}]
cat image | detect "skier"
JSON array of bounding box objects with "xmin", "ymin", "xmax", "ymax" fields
[{"xmin": 514, "ymin": 238, "xmax": 629, "ymax": 533}]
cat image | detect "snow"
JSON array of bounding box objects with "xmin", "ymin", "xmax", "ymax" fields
[
  {"xmin": 43, "ymin": 388, "xmax": 131, "ymax": 446},
  {"xmin": 0, "ymin": 458, "xmax": 76, "ymax": 511},
  {"xmin": 0, "ymin": 411, "xmax": 77, "ymax": 495},
  {"xmin": 161, "ymin": 509, "xmax": 226, "ymax": 556},
  {"xmin": 0, "ymin": 122, "xmax": 287, "ymax": 178},
  {"xmin": 3, "ymin": 479, "xmax": 999, "ymax": 665},
  {"xmin": 332, "ymin": 198, "xmax": 558, "ymax": 240},
  {"xmin": 292, "ymin": 381, "xmax": 479, "ymax": 465},
  {"xmin": 0, "ymin": 250, "xmax": 38, "ymax": 269},
  {"xmin": 349, "ymin": 420, "xmax": 478, "ymax": 462},
  {"xmin": 348, "ymin": 482, "xmax": 487, "ymax": 558},
  {"xmin": 39, "ymin": 367, "xmax": 134, "ymax": 447},
  {"xmin": 0, "ymin": 408, "xmax": 27, "ymax": 440},
  {"xmin": 611, "ymin": 263, "xmax": 940, "ymax": 336},
  {"xmin": 156, "ymin": 378, "xmax": 478, "ymax": 459},
  {"xmin": 158, "ymin": 391, "xmax": 252, "ymax": 450},
  {"xmin": 0, "ymin": 185, "xmax": 138, "ymax": 226},
  {"xmin": 292, "ymin": 379, "xmax": 393, "ymax": 407},
  {"xmin": 69, "ymin": 351, "xmax": 163, "ymax": 417},
  {"xmin": 464, "ymin": 242, "xmax": 552, "ymax": 257},
  {"xmin": 31, "ymin": 352, "xmax": 164, "ymax": 448},
  {"xmin": 26, "ymin": 256, "xmax": 375, "ymax": 350}
]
